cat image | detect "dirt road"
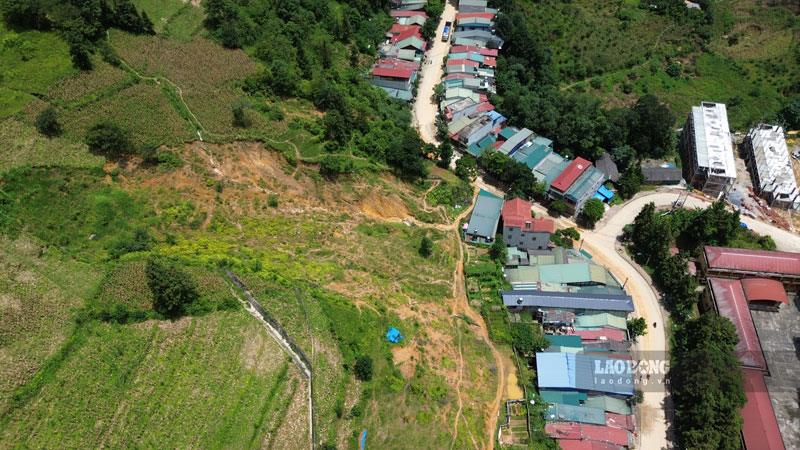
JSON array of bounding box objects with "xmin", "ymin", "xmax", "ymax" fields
[{"xmin": 412, "ymin": 1, "xmax": 457, "ymax": 144}]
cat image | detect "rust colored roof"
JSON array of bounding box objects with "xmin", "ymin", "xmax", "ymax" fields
[
  {"xmin": 390, "ymin": 28, "xmax": 424, "ymax": 44},
  {"xmin": 372, "ymin": 67, "xmax": 414, "ymax": 79},
  {"xmin": 551, "ymin": 157, "xmax": 591, "ymax": 192},
  {"xmin": 740, "ymin": 278, "xmax": 790, "ymax": 304},
  {"xmin": 388, "ymin": 24, "xmax": 421, "ymax": 35},
  {"xmin": 557, "ymin": 440, "xmax": 622, "ymax": 450},
  {"xmin": 568, "ymin": 328, "xmax": 626, "ymax": 342},
  {"xmin": 501, "ymin": 198, "xmax": 554, "ymax": 233},
  {"xmin": 605, "ymin": 413, "xmax": 635, "ymax": 431},
  {"xmin": 456, "ymin": 12, "xmax": 495, "ymax": 20},
  {"xmin": 478, "ymin": 47, "xmax": 498, "ymax": 57},
  {"xmin": 476, "ymin": 102, "xmax": 494, "ymax": 113},
  {"xmin": 390, "ymin": 10, "xmax": 427, "ymax": 18},
  {"xmin": 704, "ymin": 246, "xmax": 800, "ymax": 276},
  {"xmin": 708, "ymin": 279, "xmax": 767, "ymax": 370},
  {"xmin": 450, "ymin": 45, "xmax": 479, "ymax": 53},
  {"xmin": 446, "ymin": 59, "xmax": 479, "ymax": 67},
  {"xmin": 741, "ymin": 369, "xmax": 786, "ymax": 450},
  {"xmin": 482, "ymin": 56, "xmax": 497, "ymax": 67}
]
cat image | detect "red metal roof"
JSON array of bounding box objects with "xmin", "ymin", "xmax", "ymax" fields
[
  {"xmin": 372, "ymin": 67, "xmax": 414, "ymax": 79},
  {"xmin": 741, "ymin": 369, "xmax": 786, "ymax": 450},
  {"xmin": 456, "ymin": 12, "xmax": 495, "ymax": 20},
  {"xmin": 391, "ymin": 29, "xmax": 424, "ymax": 44},
  {"xmin": 388, "ymin": 24, "xmax": 421, "ymax": 36},
  {"xmin": 482, "ymin": 56, "xmax": 497, "ymax": 67},
  {"xmin": 476, "ymin": 102, "xmax": 494, "ymax": 113},
  {"xmin": 450, "ymin": 45, "xmax": 479, "ymax": 54},
  {"xmin": 741, "ymin": 278, "xmax": 789, "ymax": 305},
  {"xmin": 557, "ymin": 440, "xmax": 622, "ymax": 450},
  {"xmin": 568, "ymin": 328, "xmax": 626, "ymax": 342},
  {"xmin": 479, "ymin": 47, "xmax": 499, "ymax": 57},
  {"xmin": 446, "ymin": 59, "xmax": 479, "ymax": 67},
  {"xmin": 501, "ymin": 198, "xmax": 555, "ymax": 233},
  {"xmin": 704, "ymin": 246, "xmax": 800, "ymax": 276},
  {"xmin": 708, "ymin": 278, "xmax": 767, "ymax": 370},
  {"xmin": 390, "ymin": 10, "xmax": 427, "ymax": 18},
  {"xmin": 551, "ymin": 157, "xmax": 592, "ymax": 192},
  {"xmin": 546, "ymin": 423, "xmax": 629, "ymax": 447},
  {"xmin": 605, "ymin": 413, "xmax": 635, "ymax": 431},
  {"xmin": 375, "ymin": 58, "xmax": 419, "ymax": 71}
]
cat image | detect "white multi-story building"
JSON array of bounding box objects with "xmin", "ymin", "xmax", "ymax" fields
[
  {"xmin": 742, "ymin": 124, "xmax": 799, "ymax": 209},
  {"xmin": 679, "ymin": 102, "xmax": 737, "ymax": 198}
]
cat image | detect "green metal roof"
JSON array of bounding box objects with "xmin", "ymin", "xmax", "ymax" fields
[
  {"xmin": 397, "ymin": 49, "xmax": 419, "ymax": 61},
  {"xmin": 499, "ymin": 127, "xmax": 518, "ymax": 140},
  {"xmin": 545, "ymin": 334, "xmax": 583, "ymax": 348},
  {"xmin": 511, "ymin": 143, "xmax": 551, "ymax": 170},
  {"xmin": 575, "ymin": 313, "xmax": 628, "ymax": 330},
  {"xmin": 540, "ymin": 390, "xmax": 588, "ymax": 406},
  {"xmin": 583, "ymin": 396, "xmax": 632, "ymax": 415},
  {"xmin": 466, "ymin": 189, "xmax": 503, "ymax": 239},
  {"xmin": 545, "ymin": 403, "xmax": 607, "ymax": 425},
  {"xmin": 466, "ymin": 133, "xmax": 497, "ymax": 157}
]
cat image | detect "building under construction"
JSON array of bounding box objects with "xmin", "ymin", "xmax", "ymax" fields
[
  {"xmin": 679, "ymin": 102, "xmax": 737, "ymax": 198},
  {"xmin": 742, "ymin": 124, "xmax": 799, "ymax": 209}
]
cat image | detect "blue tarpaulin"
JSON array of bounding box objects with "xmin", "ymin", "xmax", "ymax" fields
[{"xmin": 386, "ymin": 327, "xmax": 404, "ymax": 343}]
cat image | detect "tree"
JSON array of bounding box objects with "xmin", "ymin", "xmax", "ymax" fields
[
  {"xmin": 140, "ymin": 11, "xmax": 155, "ymax": 34},
  {"xmin": 85, "ymin": 121, "xmax": 132, "ymax": 157},
  {"xmin": 35, "ymin": 106, "xmax": 61, "ymax": 137},
  {"xmin": 145, "ymin": 257, "xmax": 200, "ymax": 317},
  {"xmin": 579, "ymin": 198, "xmax": 605, "ymax": 228},
  {"xmin": 420, "ymin": 19, "xmax": 437, "ymax": 40},
  {"xmin": 688, "ymin": 200, "xmax": 739, "ymax": 247},
  {"xmin": 489, "ymin": 236, "xmax": 507, "ymax": 262},
  {"xmin": 455, "ymin": 156, "xmax": 477, "ymax": 181},
  {"xmin": 436, "ymin": 142, "xmax": 453, "ymax": 168},
  {"xmin": 548, "ymin": 199, "xmax": 566, "ymax": 216},
  {"xmin": 354, "ymin": 355, "xmax": 373, "ymax": 381},
  {"xmin": 419, "ymin": 236, "xmax": 433, "ymax": 258},
  {"xmin": 779, "ymin": 95, "xmax": 800, "ymax": 130},
  {"xmin": 551, "ymin": 227, "xmax": 580, "ymax": 248},
  {"xmin": 509, "ymin": 323, "xmax": 550, "ymax": 356},
  {"xmin": 319, "ymin": 155, "xmax": 354, "ymax": 177},
  {"xmin": 627, "ymin": 317, "xmax": 648, "ymax": 337},
  {"xmin": 629, "ymin": 94, "xmax": 675, "ymax": 159},
  {"xmin": 424, "ymin": 0, "xmax": 444, "ymax": 19},
  {"xmin": 631, "ymin": 203, "xmax": 670, "ymax": 261},
  {"xmin": 655, "ymin": 254, "xmax": 699, "ymax": 319},
  {"xmin": 617, "ymin": 164, "xmax": 645, "ymax": 199},
  {"xmin": 610, "ymin": 145, "xmax": 636, "ymax": 171}
]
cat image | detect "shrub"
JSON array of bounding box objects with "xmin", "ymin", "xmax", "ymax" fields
[
  {"xmin": 109, "ymin": 228, "xmax": 151, "ymax": 259},
  {"xmin": 35, "ymin": 106, "xmax": 61, "ymax": 137},
  {"xmin": 354, "ymin": 355, "xmax": 373, "ymax": 381},
  {"xmin": 419, "ymin": 236, "xmax": 433, "ymax": 258}
]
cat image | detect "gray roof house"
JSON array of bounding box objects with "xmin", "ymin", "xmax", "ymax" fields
[
  {"xmin": 464, "ymin": 189, "xmax": 503, "ymax": 245},
  {"xmin": 502, "ymin": 289, "xmax": 635, "ymax": 312},
  {"xmin": 594, "ymin": 152, "xmax": 619, "ymax": 183}
]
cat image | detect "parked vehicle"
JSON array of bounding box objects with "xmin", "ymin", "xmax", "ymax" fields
[{"xmin": 442, "ymin": 21, "xmax": 452, "ymax": 41}]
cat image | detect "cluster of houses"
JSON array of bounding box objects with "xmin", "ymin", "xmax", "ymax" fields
[
  {"xmin": 463, "ymin": 193, "xmax": 639, "ymax": 448},
  {"xmin": 679, "ymin": 101, "xmax": 800, "ymax": 209},
  {"xmin": 368, "ymin": 6, "xmax": 430, "ymax": 101},
  {"xmin": 698, "ymin": 245, "xmax": 797, "ymax": 450}
]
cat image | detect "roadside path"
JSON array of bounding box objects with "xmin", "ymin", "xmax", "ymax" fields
[{"xmin": 412, "ymin": 1, "xmax": 457, "ymax": 144}]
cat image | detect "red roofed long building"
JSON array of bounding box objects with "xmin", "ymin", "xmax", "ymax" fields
[
  {"xmin": 551, "ymin": 157, "xmax": 592, "ymax": 193},
  {"xmin": 702, "ymin": 245, "xmax": 800, "ymax": 291},
  {"xmin": 740, "ymin": 369, "xmax": 786, "ymax": 450},
  {"xmin": 706, "ymin": 278, "xmax": 768, "ymax": 370},
  {"xmin": 501, "ymin": 198, "xmax": 554, "ymax": 250}
]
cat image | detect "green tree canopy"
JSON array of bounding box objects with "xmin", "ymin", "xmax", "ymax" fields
[
  {"xmin": 455, "ymin": 155, "xmax": 477, "ymax": 181},
  {"xmin": 617, "ymin": 164, "xmax": 645, "ymax": 199},
  {"xmin": 629, "ymin": 94, "xmax": 675, "ymax": 159},
  {"xmin": 35, "ymin": 106, "xmax": 61, "ymax": 137},
  {"xmin": 354, "ymin": 355, "xmax": 373, "ymax": 381},
  {"xmin": 419, "ymin": 236, "xmax": 433, "ymax": 258},
  {"xmin": 145, "ymin": 257, "xmax": 200, "ymax": 318},
  {"xmin": 627, "ymin": 317, "xmax": 648, "ymax": 337},
  {"xmin": 579, "ymin": 198, "xmax": 605, "ymax": 228},
  {"xmin": 489, "ymin": 236, "xmax": 507, "ymax": 262},
  {"xmin": 85, "ymin": 121, "xmax": 132, "ymax": 157}
]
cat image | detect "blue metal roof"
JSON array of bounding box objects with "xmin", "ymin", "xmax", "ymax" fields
[
  {"xmin": 597, "ymin": 185, "xmax": 615, "ymax": 200},
  {"xmin": 537, "ymin": 352, "xmax": 635, "ymax": 395}
]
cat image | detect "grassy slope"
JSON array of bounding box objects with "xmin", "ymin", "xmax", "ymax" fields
[{"xmin": 527, "ymin": 0, "xmax": 799, "ymax": 130}]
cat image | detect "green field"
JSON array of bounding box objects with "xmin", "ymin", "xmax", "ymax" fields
[{"xmin": 528, "ymin": 0, "xmax": 800, "ymax": 129}]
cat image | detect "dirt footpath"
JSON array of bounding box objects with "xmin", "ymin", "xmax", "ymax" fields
[{"xmin": 412, "ymin": 1, "xmax": 457, "ymax": 144}]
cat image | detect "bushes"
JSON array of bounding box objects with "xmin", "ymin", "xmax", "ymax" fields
[
  {"xmin": 35, "ymin": 106, "xmax": 61, "ymax": 137},
  {"xmin": 354, "ymin": 355, "xmax": 373, "ymax": 381}
]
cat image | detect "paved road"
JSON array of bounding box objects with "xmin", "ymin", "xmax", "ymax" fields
[{"xmin": 412, "ymin": 1, "xmax": 457, "ymax": 144}]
